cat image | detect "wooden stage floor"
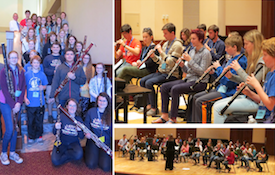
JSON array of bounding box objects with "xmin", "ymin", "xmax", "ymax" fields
[{"xmin": 115, "ymin": 152, "xmax": 275, "ymax": 175}]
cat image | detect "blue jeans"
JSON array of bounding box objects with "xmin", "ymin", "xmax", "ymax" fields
[{"xmin": 0, "ymin": 103, "xmax": 18, "ymax": 153}]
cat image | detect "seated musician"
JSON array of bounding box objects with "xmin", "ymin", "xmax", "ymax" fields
[
  {"xmin": 240, "ymin": 142, "xmax": 253, "ymax": 171},
  {"xmin": 197, "ymin": 24, "xmax": 213, "ymax": 49},
  {"xmin": 126, "ymin": 139, "xmax": 136, "ymax": 160},
  {"xmin": 203, "ymin": 142, "xmax": 213, "ymax": 165},
  {"xmin": 117, "ymin": 134, "xmax": 127, "ymax": 157},
  {"xmin": 207, "ymin": 142, "xmax": 223, "ymax": 168},
  {"xmin": 214, "ymin": 143, "xmax": 229, "ymax": 169},
  {"xmin": 51, "ymin": 99, "xmax": 84, "ymax": 166},
  {"xmin": 180, "ymin": 28, "xmax": 193, "ymax": 53},
  {"xmin": 153, "ymin": 29, "xmax": 211, "ymax": 123},
  {"xmin": 242, "ymin": 37, "xmax": 275, "ymax": 123},
  {"xmin": 180, "ymin": 140, "xmax": 189, "ymax": 162},
  {"xmin": 190, "ymin": 35, "xmax": 247, "ymax": 123},
  {"xmin": 174, "ymin": 138, "xmax": 180, "ymax": 163},
  {"xmin": 84, "ymin": 92, "xmax": 112, "ymax": 172},
  {"xmin": 159, "ymin": 137, "xmax": 167, "ymax": 160},
  {"xmin": 140, "ymin": 23, "xmax": 183, "ymax": 116},
  {"xmin": 213, "ymin": 30, "xmax": 267, "ymax": 123},
  {"xmin": 138, "ymin": 137, "xmax": 147, "ymax": 161},
  {"xmin": 117, "ymin": 28, "xmax": 159, "ymax": 83},
  {"xmin": 48, "ymin": 48, "xmax": 86, "ymax": 107},
  {"xmin": 223, "ymin": 148, "xmax": 235, "ymax": 172},
  {"xmin": 115, "ymin": 24, "xmax": 141, "ymax": 76},
  {"xmin": 191, "ymin": 140, "xmax": 202, "ymax": 165},
  {"xmin": 255, "ymin": 146, "xmax": 268, "ymax": 172}
]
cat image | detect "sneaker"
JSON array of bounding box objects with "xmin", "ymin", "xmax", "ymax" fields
[
  {"xmin": 0, "ymin": 152, "xmax": 10, "ymax": 165},
  {"xmin": 28, "ymin": 138, "xmax": 35, "ymax": 147},
  {"xmin": 37, "ymin": 137, "xmax": 44, "ymax": 145},
  {"xmin": 9, "ymin": 152, "xmax": 23, "ymax": 164},
  {"xmin": 146, "ymin": 109, "xmax": 157, "ymax": 116},
  {"xmin": 48, "ymin": 115, "xmax": 54, "ymax": 123}
]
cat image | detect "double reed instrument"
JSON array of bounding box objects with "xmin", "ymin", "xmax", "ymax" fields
[
  {"xmin": 114, "ymin": 38, "xmax": 124, "ymax": 47},
  {"xmin": 166, "ymin": 46, "xmax": 192, "ymax": 79},
  {"xmin": 58, "ymin": 105, "xmax": 113, "ymax": 158},
  {"xmin": 54, "ymin": 42, "xmax": 94, "ymax": 98},
  {"xmin": 190, "ymin": 55, "xmax": 224, "ymax": 90},
  {"xmin": 137, "ymin": 40, "xmax": 164, "ymax": 69},
  {"xmin": 83, "ymin": 35, "xmax": 87, "ymax": 51},
  {"xmin": 205, "ymin": 53, "xmax": 244, "ymax": 93},
  {"xmin": 219, "ymin": 65, "xmax": 264, "ymax": 115},
  {"xmin": 104, "ymin": 70, "xmax": 108, "ymax": 93}
]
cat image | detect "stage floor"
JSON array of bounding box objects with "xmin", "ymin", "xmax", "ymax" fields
[{"xmin": 115, "ymin": 151, "xmax": 275, "ymax": 175}]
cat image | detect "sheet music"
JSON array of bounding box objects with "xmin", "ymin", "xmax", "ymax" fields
[{"xmin": 114, "ymin": 59, "xmax": 123, "ymax": 70}]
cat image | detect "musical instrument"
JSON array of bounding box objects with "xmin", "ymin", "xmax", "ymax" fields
[
  {"xmin": 57, "ymin": 104, "xmax": 113, "ymax": 158},
  {"xmin": 114, "ymin": 38, "xmax": 124, "ymax": 47},
  {"xmin": 205, "ymin": 53, "xmax": 244, "ymax": 93},
  {"xmin": 54, "ymin": 98, "xmax": 62, "ymax": 153},
  {"xmin": 54, "ymin": 42, "xmax": 94, "ymax": 98},
  {"xmin": 190, "ymin": 55, "xmax": 224, "ymax": 90},
  {"xmin": 166, "ymin": 46, "xmax": 191, "ymax": 79},
  {"xmin": 39, "ymin": 80, "xmax": 43, "ymax": 116},
  {"xmin": 104, "ymin": 70, "xmax": 108, "ymax": 93},
  {"xmin": 83, "ymin": 35, "xmax": 87, "ymax": 51},
  {"xmin": 219, "ymin": 64, "xmax": 264, "ymax": 115},
  {"xmin": 137, "ymin": 40, "xmax": 164, "ymax": 69}
]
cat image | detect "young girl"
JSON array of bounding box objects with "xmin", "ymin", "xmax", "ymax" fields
[
  {"xmin": 37, "ymin": 16, "xmax": 42, "ymax": 27},
  {"xmin": 0, "ymin": 51, "xmax": 26, "ymax": 165},
  {"xmin": 42, "ymin": 31, "xmax": 57, "ymax": 59},
  {"xmin": 51, "ymin": 98, "xmax": 84, "ymax": 166},
  {"xmin": 180, "ymin": 140, "xmax": 189, "ymax": 162},
  {"xmin": 62, "ymin": 23, "xmax": 70, "ymax": 39},
  {"xmin": 80, "ymin": 53, "xmax": 95, "ymax": 117},
  {"xmin": 46, "ymin": 15, "xmax": 53, "ymax": 32},
  {"xmin": 37, "ymin": 27, "xmax": 48, "ymax": 55},
  {"xmin": 24, "ymin": 56, "xmax": 48, "ymax": 145},
  {"xmin": 180, "ymin": 28, "xmax": 192, "ymax": 53},
  {"xmin": 84, "ymin": 92, "xmax": 112, "ymax": 172},
  {"xmin": 31, "ymin": 13, "xmax": 37, "ymax": 28},
  {"xmin": 36, "ymin": 17, "xmax": 47, "ymax": 36},
  {"xmin": 22, "ymin": 40, "xmax": 40, "ymax": 66},
  {"xmin": 75, "ymin": 41, "xmax": 83, "ymax": 58},
  {"xmin": 66, "ymin": 35, "xmax": 77, "ymax": 51},
  {"xmin": 57, "ymin": 29, "xmax": 66, "ymax": 56},
  {"xmin": 89, "ymin": 63, "xmax": 112, "ymax": 105},
  {"xmin": 22, "ymin": 28, "xmax": 38, "ymax": 53},
  {"xmin": 52, "ymin": 17, "xmax": 62, "ymax": 35},
  {"xmin": 255, "ymin": 147, "xmax": 267, "ymax": 172},
  {"xmin": 61, "ymin": 12, "xmax": 69, "ymax": 26}
]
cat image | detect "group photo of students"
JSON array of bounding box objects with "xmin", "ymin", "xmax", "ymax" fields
[
  {"xmin": 114, "ymin": 0, "xmax": 275, "ymax": 124},
  {"xmin": 0, "ymin": 1, "xmax": 112, "ymax": 174},
  {"xmin": 115, "ymin": 128, "xmax": 274, "ymax": 175}
]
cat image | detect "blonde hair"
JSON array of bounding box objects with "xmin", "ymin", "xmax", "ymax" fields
[
  {"xmin": 261, "ymin": 37, "xmax": 275, "ymax": 57},
  {"xmin": 225, "ymin": 35, "xmax": 243, "ymax": 52},
  {"xmin": 26, "ymin": 28, "xmax": 36, "ymax": 44},
  {"xmin": 243, "ymin": 30, "xmax": 264, "ymax": 75}
]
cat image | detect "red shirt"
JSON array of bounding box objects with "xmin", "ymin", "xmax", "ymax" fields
[
  {"xmin": 20, "ymin": 19, "xmax": 27, "ymax": 27},
  {"xmin": 119, "ymin": 37, "xmax": 141, "ymax": 64},
  {"xmin": 227, "ymin": 152, "xmax": 235, "ymax": 164}
]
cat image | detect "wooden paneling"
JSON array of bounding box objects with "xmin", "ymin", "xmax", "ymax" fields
[
  {"xmin": 137, "ymin": 128, "xmax": 156, "ymax": 139},
  {"xmin": 230, "ymin": 129, "xmax": 252, "ymax": 143},
  {"xmin": 265, "ymin": 129, "xmax": 275, "ymax": 155},
  {"xmin": 115, "ymin": 0, "xmax": 121, "ymax": 41},
  {"xmin": 262, "ymin": 0, "xmax": 275, "ymax": 38},
  {"xmin": 176, "ymin": 128, "xmax": 196, "ymax": 140},
  {"xmin": 226, "ymin": 26, "xmax": 257, "ymax": 37}
]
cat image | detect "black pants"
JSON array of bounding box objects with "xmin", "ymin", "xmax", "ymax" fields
[
  {"xmin": 0, "ymin": 109, "xmax": 2, "ymax": 140},
  {"xmin": 256, "ymin": 159, "xmax": 266, "ymax": 171},
  {"xmin": 27, "ymin": 106, "xmax": 44, "ymax": 139}
]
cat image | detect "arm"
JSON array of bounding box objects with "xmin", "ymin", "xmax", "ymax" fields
[
  {"xmin": 210, "ymin": 41, "xmax": 225, "ymax": 61},
  {"xmin": 73, "ymin": 66, "xmax": 86, "ymax": 85},
  {"xmin": 49, "ymin": 66, "xmax": 61, "ymax": 98},
  {"xmin": 187, "ymin": 50, "xmax": 212, "ymax": 76},
  {"xmin": 43, "ymin": 57, "xmax": 55, "ymax": 76},
  {"xmin": 89, "ymin": 78, "xmax": 98, "ymax": 99}
]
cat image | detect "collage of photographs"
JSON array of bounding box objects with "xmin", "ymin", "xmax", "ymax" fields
[{"xmin": 0, "ymin": 0, "xmax": 274, "ymax": 175}]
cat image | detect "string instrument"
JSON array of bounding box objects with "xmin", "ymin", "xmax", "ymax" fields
[
  {"xmin": 58, "ymin": 105, "xmax": 113, "ymax": 158},
  {"xmin": 190, "ymin": 55, "xmax": 224, "ymax": 90},
  {"xmin": 54, "ymin": 42, "xmax": 94, "ymax": 98},
  {"xmin": 166, "ymin": 45, "xmax": 191, "ymax": 79},
  {"xmin": 1, "ymin": 43, "xmax": 19, "ymax": 132},
  {"xmin": 219, "ymin": 65, "xmax": 264, "ymax": 115},
  {"xmin": 137, "ymin": 40, "xmax": 164, "ymax": 69},
  {"xmin": 205, "ymin": 53, "xmax": 244, "ymax": 93}
]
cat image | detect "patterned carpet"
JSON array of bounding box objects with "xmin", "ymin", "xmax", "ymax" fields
[{"xmin": 0, "ymin": 150, "xmax": 112, "ymax": 175}]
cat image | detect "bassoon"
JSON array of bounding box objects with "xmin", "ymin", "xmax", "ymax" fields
[
  {"xmin": 1, "ymin": 43, "xmax": 19, "ymax": 132},
  {"xmin": 190, "ymin": 55, "xmax": 224, "ymax": 90},
  {"xmin": 166, "ymin": 45, "xmax": 191, "ymax": 79},
  {"xmin": 57, "ymin": 105, "xmax": 113, "ymax": 158},
  {"xmin": 83, "ymin": 35, "xmax": 87, "ymax": 51},
  {"xmin": 219, "ymin": 64, "xmax": 264, "ymax": 115},
  {"xmin": 104, "ymin": 70, "xmax": 108, "ymax": 93},
  {"xmin": 205, "ymin": 53, "xmax": 244, "ymax": 93},
  {"xmin": 54, "ymin": 42, "xmax": 94, "ymax": 98},
  {"xmin": 137, "ymin": 40, "xmax": 164, "ymax": 69}
]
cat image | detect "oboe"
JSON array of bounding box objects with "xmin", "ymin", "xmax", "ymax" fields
[
  {"xmin": 57, "ymin": 105, "xmax": 113, "ymax": 158},
  {"xmin": 190, "ymin": 55, "xmax": 224, "ymax": 90},
  {"xmin": 205, "ymin": 53, "xmax": 244, "ymax": 93},
  {"xmin": 114, "ymin": 38, "xmax": 124, "ymax": 47},
  {"xmin": 219, "ymin": 65, "xmax": 264, "ymax": 115},
  {"xmin": 54, "ymin": 42, "xmax": 94, "ymax": 98},
  {"xmin": 137, "ymin": 40, "xmax": 164, "ymax": 69},
  {"xmin": 1, "ymin": 43, "xmax": 19, "ymax": 132},
  {"xmin": 166, "ymin": 46, "xmax": 191, "ymax": 79}
]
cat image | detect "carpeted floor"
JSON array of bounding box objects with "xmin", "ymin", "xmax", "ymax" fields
[{"xmin": 0, "ymin": 150, "xmax": 112, "ymax": 175}]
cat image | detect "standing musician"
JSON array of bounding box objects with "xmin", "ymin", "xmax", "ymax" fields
[
  {"xmin": 197, "ymin": 24, "xmax": 213, "ymax": 48},
  {"xmin": 152, "ymin": 29, "xmax": 211, "ymax": 123},
  {"xmin": 84, "ymin": 92, "xmax": 112, "ymax": 172},
  {"xmin": 165, "ymin": 135, "xmax": 175, "ymax": 170},
  {"xmin": 117, "ymin": 27, "xmax": 159, "ymax": 83},
  {"xmin": 204, "ymin": 25, "xmax": 225, "ymax": 62},
  {"xmin": 115, "ymin": 24, "xmax": 141, "ymax": 76},
  {"xmin": 51, "ymin": 98, "xmax": 84, "ymax": 166},
  {"xmin": 140, "ymin": 23, "xmax": 183, "ymax": 116},
  {"xmin": 190, "ymin": 35, "xmax": 247, "ymax": 123},
  {"xmin": 213, "ymin": 30, "xmax": 268, "ymax": 122},
  {"xmin": 48, "ymin": 48, "xmax": 86, "ymax": 107},
  {"xmin": 118, "ymin": 134, "xmax": 128, "ymax": 157},
  {"xmin": 0, "ymin": 51, "xmax": 25, "ymax": 165}
]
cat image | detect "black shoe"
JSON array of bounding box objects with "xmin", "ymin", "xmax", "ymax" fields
[
  {"xmin": 228, "ymin": 167, "xmax": 231, "ymax": 173},
  {"xmin": 48, "ymin": 115, "xmax": 54, "ymax": 123}
]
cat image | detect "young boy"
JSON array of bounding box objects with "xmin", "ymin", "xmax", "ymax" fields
[
  {"xmin": 190, "ymin": 35, "xmax": 247, "ymax": 123},
  {"xmin": 43, "ymin": 42, "xmax": 65, "ymax": 123},
  {"xmin": 24, "ymin": 56, "xmax": 48, "ymax": 145},
  {"xmin": 244, "ymin": 37, "xmax": 275, "ymax": 123}
]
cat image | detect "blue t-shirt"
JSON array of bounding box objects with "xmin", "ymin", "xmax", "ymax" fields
[
  {"xmin": 263, "ymin": 70, "xmax": 275, "ymax": 118},
  {"xmin": 24, "ymin": 63, "xmax": 44, "ymax": 73},
  {"xmin": 25, "ymin": 70, "xmax": 48, "ymax": 107}
]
